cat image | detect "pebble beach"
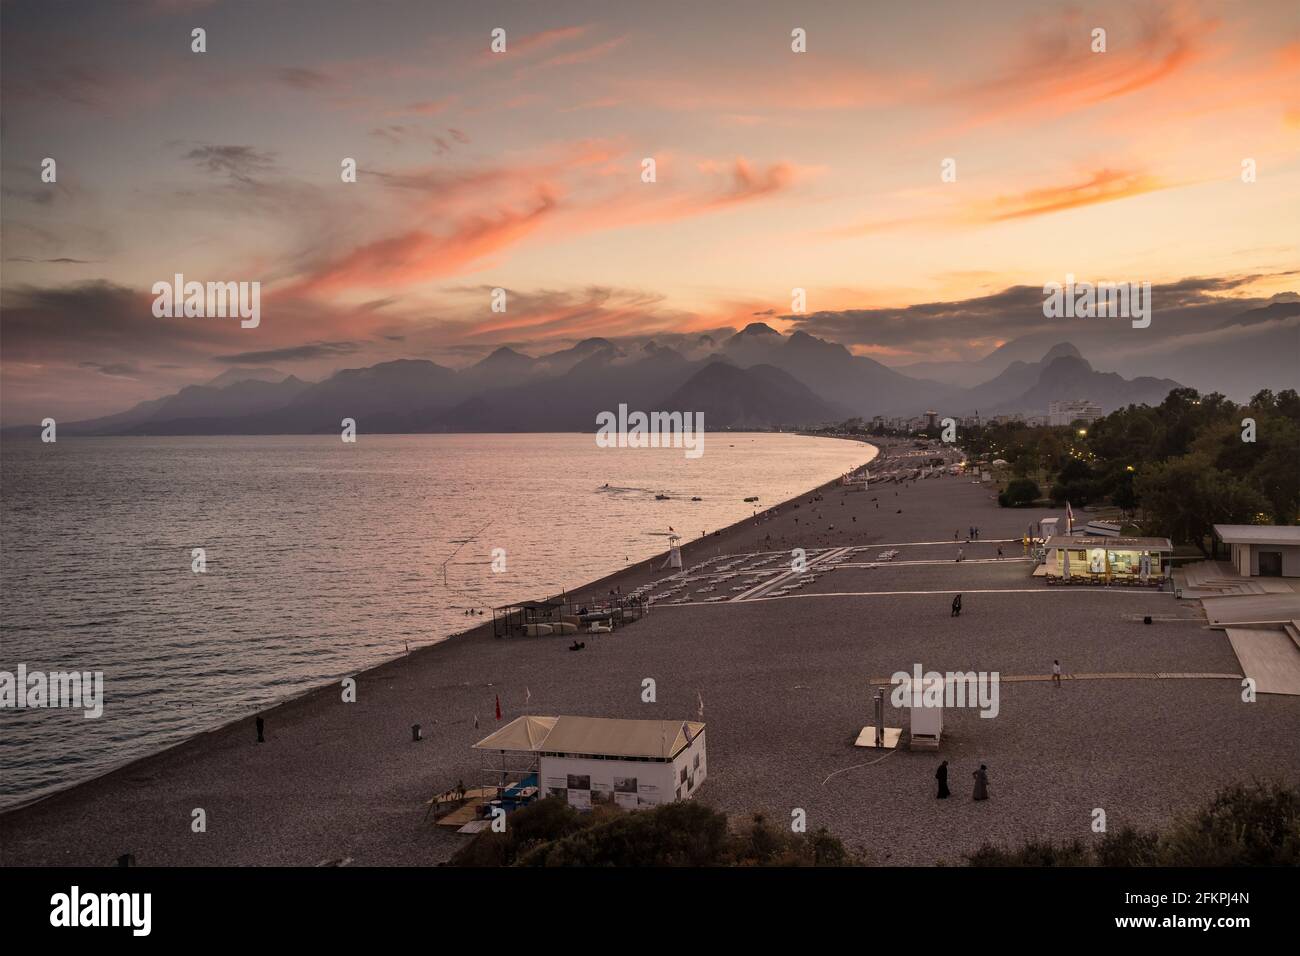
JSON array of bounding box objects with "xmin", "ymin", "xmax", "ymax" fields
[{"xmin": 3, "ymin": 438, "xmax": 1297, "ymax": 867}]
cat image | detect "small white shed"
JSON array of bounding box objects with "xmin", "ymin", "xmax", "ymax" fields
[
  {"xmin": 474, "ymin": 715, "xmax": 707, "ymax": 811},
  {"xmin": 893, "ymin": 675, "xmax": 944, "ymax": 749}
]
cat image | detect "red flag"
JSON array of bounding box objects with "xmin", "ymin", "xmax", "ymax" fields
[{"xmin": 494, "ymin": 694, "xmax": 502, "ymax": 721}]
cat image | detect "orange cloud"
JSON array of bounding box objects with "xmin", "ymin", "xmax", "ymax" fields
[
  {"xmin": 830, "ymin": 167, "xmax": 1173, "ymax": 237},
  {"xmin": 947, "ymin": 2, "xmax": 1220, "ymax": 129},
  {"xmin": 285, "ymin": 189, "xmax": 558, "ymax": 297},
  {"xmin": 286, "ymin": 152, "xmax": 799, "ymax": 298},
  {"xmin": 972, "ymin": 168, "xmax": 1170, "ymax": 223}
]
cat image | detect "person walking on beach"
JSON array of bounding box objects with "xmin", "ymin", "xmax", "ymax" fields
[
  {"xmin": 1052, "ymin": 659, "xmax": 1062, "ymax": 686},
  {"xmin": 972, "ymin": 764, "xmax": 989, "ymax": 801},
  {"xmin": 997, "ymin": 545, "xmax": 1003, "ymax": 559},
  {"xmin": 951, "ymin": 593, "xmax": 962, "ymax": 617},
  {"xmin": 956, "ymin": 547, "xmax": 964, "ymax": 562},
  {"xmin": 255, "ymin": 715, "xmax": 265, "ymax": 744},
  {"xmin": 935, "ymin": 760, "xmax": 950, "ymax": 799},
  {"xmin": 954, "ymin": 530, "xmax": 959, "ymax": 541}
]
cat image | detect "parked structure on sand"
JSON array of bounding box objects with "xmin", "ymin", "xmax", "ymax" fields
[{"xmin": 473, "ymin": 715, "xmax": 707, "ymax": 811}]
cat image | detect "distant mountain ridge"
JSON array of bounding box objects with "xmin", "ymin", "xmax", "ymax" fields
[{"xmin": 6, "ymin": 328, "xmax": 1187, "ymax": 436}]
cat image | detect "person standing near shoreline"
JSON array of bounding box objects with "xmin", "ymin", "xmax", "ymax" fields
[{"xmin": 972, "ymin": 764, "xmax": 989, "ymax": 801}]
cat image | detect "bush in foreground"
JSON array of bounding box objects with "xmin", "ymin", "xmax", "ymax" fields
[
  {"xmin": 447, "ymin": 799, "xmax": 863, "ymax": 867},
  {"xmin": 967, "ymin": 781, "xmax": 1300, "ymax": 867}
]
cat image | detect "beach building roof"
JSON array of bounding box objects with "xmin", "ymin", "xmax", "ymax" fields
[
  {"xmin": 1213, "ymin": 525, "xmax": 1300, "ymax": 545},
  {"xmin": 1045, "ymin": 534, "xmax": 1172, "ymax": 551},
  {"xmin": 472, "ymin": 715, "xmax": 705, "ymax": 760},
  {"xmin": 472, "ymin": 715, "xmax": 558, "ymax": 752}
]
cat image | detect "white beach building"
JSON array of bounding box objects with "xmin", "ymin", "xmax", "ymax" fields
[
  {"xmin": 473, "ymin": 715, "xmax": 707, "ymax": 810},
  {"xmin": 1214, "ymin": 525, "xmax": 1300, "ymax": 578}
]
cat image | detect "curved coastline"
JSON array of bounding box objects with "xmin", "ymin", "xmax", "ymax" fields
[{"xmin": 0, "ymin": 435, "xmax": 881, "ymax": 820}]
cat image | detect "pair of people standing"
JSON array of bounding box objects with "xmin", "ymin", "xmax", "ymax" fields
[{"xmin": 934, "ymin": 760, "xmax": 988, "ymax": 801}]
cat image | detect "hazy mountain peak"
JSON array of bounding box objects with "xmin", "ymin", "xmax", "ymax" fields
[
  {"xmin": 1041, "ymin": 342, "xmax": 1082, "ymax": 363},
  {"xmin": 204, "ymin": 366, "xmax": 288, "ymax": 388},
  {"xmin": 475, "ymin": 346, "xmax": 533, "ymax": 367},
  {"xmin": 737, "ymin": 321, "xmax": 780, "ymax": 337}
]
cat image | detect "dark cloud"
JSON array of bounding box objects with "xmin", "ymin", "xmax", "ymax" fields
[
  {"xmin": 182, "ymin": 144, "xmax": 277, "ymax": 185},
  {"xmin": 274, "ymin": 67, "xmax": 332, "ymax": 90},
  {"xmin": 79, "ymin": 361, "xmax": 141, "ymax": 377},
  {"xmin": 791, "ymin": 274, "xmax": 1299, "ymax": 356},
  {"xmin": 213, "ymin": 341, "xmax": 361, "ymax": 364},
  {"xmin": 5, "ymin": 256, "xmax": 98, "ymax": 264}
]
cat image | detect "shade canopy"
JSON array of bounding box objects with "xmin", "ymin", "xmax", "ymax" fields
[{"xmin": 471, "ymin": 715, "xmax": 558, "ymax": 752}]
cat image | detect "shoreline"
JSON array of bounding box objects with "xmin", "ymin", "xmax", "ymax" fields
[
  {"xmin": 0, "ymin": 435, "xmax": 884, "ymax": 820},
  {"xmin": 3, "ymin": 433, "xmax": 1294, "ymax": 868}
]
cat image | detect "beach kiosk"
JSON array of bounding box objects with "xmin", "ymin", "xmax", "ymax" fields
[{"xmin": 1043, "ymin": 535, "xmax": 1172, "ymax": 586}]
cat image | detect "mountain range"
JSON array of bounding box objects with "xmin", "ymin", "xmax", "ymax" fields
[{"xmin": 10, "ymin": 326, "xmax": 1186, "ymax": 436}]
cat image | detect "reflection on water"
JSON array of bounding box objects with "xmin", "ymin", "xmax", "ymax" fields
[{"xmin": 0, "ymin": 433, "xmax": 873, "ymax": 806}]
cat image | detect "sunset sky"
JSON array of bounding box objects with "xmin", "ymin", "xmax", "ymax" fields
[{"xmin": 2, "ymin": 0, "xmax": 1298, "ymax": 422}]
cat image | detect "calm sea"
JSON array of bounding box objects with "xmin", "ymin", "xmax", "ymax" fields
[{"xmin": 0, "ymin": 433, "xmax": 874, "ymax": 808}]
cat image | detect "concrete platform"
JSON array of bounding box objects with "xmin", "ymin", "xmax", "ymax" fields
[
  {"xmin": 1225, "ymin": 627, "xmax": 1300, "ymax": 696},
  {"xmin": 854, "ymin": 726, "xmax": 902, "ymax": 749},
  {"xmin": 1203, "ymin": 593, "xmax": 1300, "ymax": 627}
]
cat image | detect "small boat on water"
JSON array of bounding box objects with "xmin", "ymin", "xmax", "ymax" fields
[
  {"xmin": 743, "ymin": 496, "xmax": 759, "ymax": 502},
  {"xmin": 655, "ymin": 493, "xmax": 670, "ymax": 500},
  {"xmin": 690, "ymin": 496, "xmax": 702, "ymax": 501}
]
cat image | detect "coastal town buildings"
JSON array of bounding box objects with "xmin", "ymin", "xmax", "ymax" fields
[{"xmin": 1048, "ymin": 399, "xmax": 1103, "ymax": 427}]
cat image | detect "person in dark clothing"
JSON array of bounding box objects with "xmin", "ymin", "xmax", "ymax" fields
[
  {"xmin": 935, "ymin": 760, "xmax": 950, "ymax": 799},
  {"xmin": 972, "ymin": 764, "xmax": 989, "ymax": 800},
  {"xmin": 951, "ymin": 593, "xmax": 962, "ymax": 617},
  {"xmin": 255, "ymin": 715, "xmax": 265, "ymax": 743}
]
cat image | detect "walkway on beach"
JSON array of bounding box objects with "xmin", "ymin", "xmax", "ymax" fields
[{"xmin": 868, "ymin": 672, "xmax": 1243, "ymax": 685}]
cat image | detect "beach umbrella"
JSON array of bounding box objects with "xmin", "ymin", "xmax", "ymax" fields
[{"xmin": 1062, "ymin": 548, "xmax": 1071, "ymax": 581}]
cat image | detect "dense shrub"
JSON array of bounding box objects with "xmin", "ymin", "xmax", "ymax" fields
[
  {"xmin": 448, "ymin": 798, "xmax": 863, "ymax": 867},
  {"xmin": 966, "ymin": 838, "xmax": 1091, "ymax": 867},
  {"xmin": 998, "ymin": 478, "xmax": 1041, "ymax": 507},
  {"xmin": 1160, "ymin": 781, "xmax": 1300, "ymax": 866},
  {"xmin": 966, "ymin": 781, "xmax": 1300, "ymax": 867}
]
